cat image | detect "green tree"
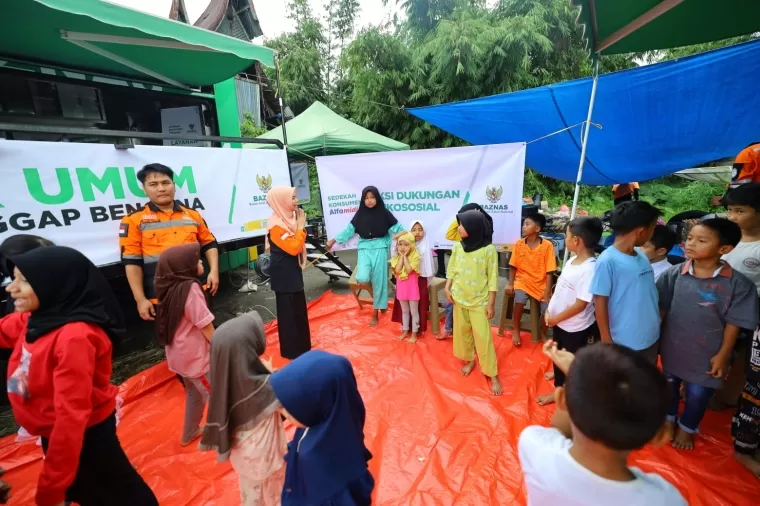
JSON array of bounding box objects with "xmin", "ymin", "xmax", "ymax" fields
[
  {"xmin": 324, "ymin": 0, "xmax": 361, "ymax": 102},
  {"xmin": 342, "ymin": 0, "xmax": 635, "ymax": 150},
  {"xmin": 265, "ymin": 0, "xmax": 326, "ymax": 115},
  {"xmin": 641, "ymin": 35, "xmax": 756, "ymax": 64},
  {"xmin": 240, "ymin": 113, "xmax": 268, "ymax": 138},
  {"xmin": 272, "ymin": 0, "xmax": 751, "ymax": 218}
]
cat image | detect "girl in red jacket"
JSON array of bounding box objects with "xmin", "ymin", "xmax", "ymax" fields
[{"xmin": 1, "ymin": 246, "xmax": 157, "ymax": 506}]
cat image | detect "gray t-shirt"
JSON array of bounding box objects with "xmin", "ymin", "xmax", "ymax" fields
[
  {"xmin": 723, "ymin": 241, "xmax": 760, "ymax": 295},
  {"xmin": 657, "ymin": 261, "xmax": 759, "ymax": 388}
]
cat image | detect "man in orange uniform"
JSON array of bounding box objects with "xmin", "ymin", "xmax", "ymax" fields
[
  {"xmin": 711, "ymin": 143, "xmax": 760, "ymax": 206},
  {"xmin": 612, "ymin": 182, "xmax": 640, "ymax": 206},
  {"xmin": 730, "ymin": 142, "xmax": 760, "ymax": 188},
  {"xmin": 119, "ymin": 163, "xmax": 219, "ymax": 321}
]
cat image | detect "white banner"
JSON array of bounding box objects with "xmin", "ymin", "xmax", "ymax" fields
[
  {"xmin": 0, "ymin": 140, "xmax": 291, "ymax": 266},
  {"xmin": 316, "ymin": 143, "xmax": 525, "ymax": 250}
]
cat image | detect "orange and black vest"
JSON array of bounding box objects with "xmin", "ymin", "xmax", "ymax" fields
[{"xmin": 119, "ymin": 201, "xmax": 217, "ymax": 300}]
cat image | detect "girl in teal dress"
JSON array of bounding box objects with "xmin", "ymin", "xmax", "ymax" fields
[{"xmin": 327, "ymin": 186, "xmax": 404, "ymax": 326}]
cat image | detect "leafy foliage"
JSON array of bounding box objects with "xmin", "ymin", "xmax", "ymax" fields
[
  {"xmin": 265, "ymin": 0, "xmax": 752, "ymax": 218},
  {"xmin": 264, "ymin": 0, "xmax": 327, "ymax": 115},
  {"xmin": 240, "ymin": 113, "xmax": 268, "ymax": 138}
]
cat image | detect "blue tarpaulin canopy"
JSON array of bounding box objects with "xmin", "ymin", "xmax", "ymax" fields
[{"xmin": 409, "ymin": 39, "xmax": 760, "ymax": 185}]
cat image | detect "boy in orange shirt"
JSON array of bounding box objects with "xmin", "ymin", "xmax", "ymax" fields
[{"xmin": 508, "ymin": 213, "xmax": 557, "ymax": 346}]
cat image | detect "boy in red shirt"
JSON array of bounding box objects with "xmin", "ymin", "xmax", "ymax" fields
[{"xmin": 508, "ymin": 213, "xmax": 557, "ymax": 346}]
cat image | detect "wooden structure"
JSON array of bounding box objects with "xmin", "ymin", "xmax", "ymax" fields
[
  {"xmin": 428, "ymin": 277, "xmax": 447, "ymax": 334},
  {"xmin": 348, "ymin": 270, "xmax": 374, "ymax": 309},
  {"xmin": 497, "ymin": 292, "xmax": 542, "ymax": 343}
]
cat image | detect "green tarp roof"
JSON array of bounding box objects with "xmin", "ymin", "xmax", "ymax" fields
[
  {"xmin": 0, "ymin": 0, "xmax": 275, "ymax": 89},
  {"xmin": 247, "ymin": 101, "xmax": 409, "ymax": 157},
  {"xmin": 573, "ymin": 0, "xmax": 760, "ymax": 54}
]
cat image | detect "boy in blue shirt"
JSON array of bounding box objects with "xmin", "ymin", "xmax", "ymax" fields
[{"xmin": 590, "ymin": 201, "xmax": 661, "ymax": 363}]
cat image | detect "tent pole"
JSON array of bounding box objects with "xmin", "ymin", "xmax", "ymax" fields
[
  {"xmin": 275, "ymin": 53, "xmax": 289, "ymax": 150},
  {"xmin": 563, "ymin": 57, "xmax": 600, "ymax": 266},
  {"xmin": 275, "ymin": 52, "xmax": 294, "ymax": 188}
]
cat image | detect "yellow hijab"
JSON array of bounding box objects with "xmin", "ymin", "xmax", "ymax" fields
[{"xmin": 391, "ymin": 232, "xmax": 421, "ymax": 280}]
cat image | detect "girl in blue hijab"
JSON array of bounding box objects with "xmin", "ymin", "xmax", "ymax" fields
[{"xmin": 270, "ymin": 350, "xmax": 374, "ymax": 505}]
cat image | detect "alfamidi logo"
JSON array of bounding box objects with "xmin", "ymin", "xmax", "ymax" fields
[
  {"xmin": 485, "ymin": 185, "xmax": 503, "ymax": 203},
  {"xmin": 256, "ymin": 174, "xmax": 273, "ymax": 193}
]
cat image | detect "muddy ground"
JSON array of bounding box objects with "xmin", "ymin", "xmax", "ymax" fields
[{"xmin": 0, "ymin": 250, "xmax": 519, "ymax": 437}]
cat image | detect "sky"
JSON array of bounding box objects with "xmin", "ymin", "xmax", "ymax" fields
[{"xmin": 108, "ymin": 0, "xmax": 401, "ymax": 43}]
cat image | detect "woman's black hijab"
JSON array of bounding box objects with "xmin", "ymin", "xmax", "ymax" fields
[
  {"xmin": 9, "ymin": 246, "xmax": 125, "ymax": 344},
  {"xmin": 457, "ymin": 209, "xmax": 492, "ymax": 253},
  {"xmin": 458, "ymin": 203, "xmax": 493, "ymax": 243},
  {"xmin": 350, "ymin": 186, "xmax": 398, "ymax": 239}
]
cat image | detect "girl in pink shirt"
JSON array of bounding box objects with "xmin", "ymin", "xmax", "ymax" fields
[
  {"xmin": 392, "ymin": 232, "xmax": 422, "ymax": 343},
  {"xmin": 155, "ymin": 243, "xmax": 215, "ymax": 446}
]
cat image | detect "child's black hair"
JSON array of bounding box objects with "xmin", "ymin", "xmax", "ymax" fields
[
  {"xmin": 565, "ymin": 343, "xmax": 668, "ymax": 451},
  {"xmin": 0, "ymin": 235, "xmax": 55, "ymax": 278},
  {"xmin": 608, "ymin": 201, "xmax": 660, "ymax": 235},
  {"xmin": 648, "ymin": 225, "xmax": 677, "ymax": 253},
  {"xmin": 695, "ymin": 218, "xmax": 742, "ymax": 248},
  {"xmin": 723, "ymin": 182, "xmax": 760, "ymax": 212},
  {"xmin": 566, "ymin": 217, "xmax": 603, "ymax": 249},
  {"xmin": 137, "ymin": 163, "xmax": 174, "ymax": 184},
  {"xmin": 524, "ymin": 213, "xmax": 546, "ymax": 231}
]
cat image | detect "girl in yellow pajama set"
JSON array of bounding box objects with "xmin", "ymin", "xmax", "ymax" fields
[{"xmin": 444, "ymin": 209, "xmax": 502, "ymax": 396}]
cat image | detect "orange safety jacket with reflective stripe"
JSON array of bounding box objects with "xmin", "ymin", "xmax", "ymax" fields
[
  {"xmin": 612, "ymin": 182, "xmax": 639, "ymax": 200},
  {"xmin": 119, "ymin": 201, "xmax": 217, "ymax": 301},
  {"xmin": 730, "ymin": 143, "xmax": 760, "ymax": 189}
]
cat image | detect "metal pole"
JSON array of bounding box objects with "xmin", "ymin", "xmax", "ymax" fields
[
  {"xmin": 274, "ymin": 52, "xmax": 296, "ymax": 191},
  {"xmin": 275, "ymin": 53, "xmax": 289, "ymax": 149},
  {"xmin": 563, "ymin": 57, "xmax": 600, "ymax": 266}
]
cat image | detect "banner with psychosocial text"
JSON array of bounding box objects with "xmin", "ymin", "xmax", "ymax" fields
[
  {"xmin": 0, "ymin": 140, "xmax": 291, "ymax": 267},
  {"xmin": 316, "ymin": 143, "xmax": 525, "ymax": 250}
]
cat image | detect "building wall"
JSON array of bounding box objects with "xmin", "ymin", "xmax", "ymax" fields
[{"xmin": 234, "ymin": 77, "xmax": 262, "ymax": 127}]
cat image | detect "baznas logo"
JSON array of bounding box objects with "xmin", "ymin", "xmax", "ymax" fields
[
  {"xmin": 256, "ymin": 174, "xmax": 273, "ymax": 193},
  {"xmin": 485, "ymin": 185, "xmax": 503, "ymax": 203}
]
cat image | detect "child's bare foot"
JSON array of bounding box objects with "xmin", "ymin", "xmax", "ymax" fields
[
  {"xmin": 181, "ymin": 427, "xmax": 203, "ymax": 447},
  {"xmin": 671, "ymin": 427, "xmax": 695, "ymax": 450},
  {"xmin": 512, "ymin": 329, "xmax": 522, "ymax": 346},
  {"xmin": 536, "ymin": 391, "xmax": 555, "ymax": 405},
  {"xmin": 664, "ymin": 420, "xmax": 676, "ymax": 442},
  {"xmin": 369, "ymin": 311, "xmax": 379, "ymax": 326},
  {"xmin": 544, "ymin": 371, "xmax": 555, "ymax": 381},
  {"xmin": 735, "ymin": 452, "xmax": 760, "ymax": 478},
  {"xmin": 461, "ymin": 360, "xmax": 476, "ymax": 376},
  {"xmin": 489, "ymin": 376, "xmax": 503, "ymax": 396},
  {"xmin": 398, "ymin": 331, "xmax": 409, "ymax": 341},
  {"xmin": 408, "ymin": 333, "xmax": 418, "ymax": 344}
]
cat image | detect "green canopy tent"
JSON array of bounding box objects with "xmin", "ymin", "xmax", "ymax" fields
[
  {"xmin": 246, "ymin": 101, "xmax": 409, "ymax": 157},
  {"xmin": 559, "ymin": 0, "xmax": 760, "ymax": 263},
  {"xmin": 573, "ymin": 0, "xmax": 760, "ymax": 54},
  {"xmin": 0, "ymin": 0, "xmax": 275, "ymax": 90}
]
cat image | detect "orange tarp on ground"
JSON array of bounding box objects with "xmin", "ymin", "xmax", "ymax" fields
[{"xmin": 0, "ymin": 292, "xmax": 757, "ymax": 505}]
